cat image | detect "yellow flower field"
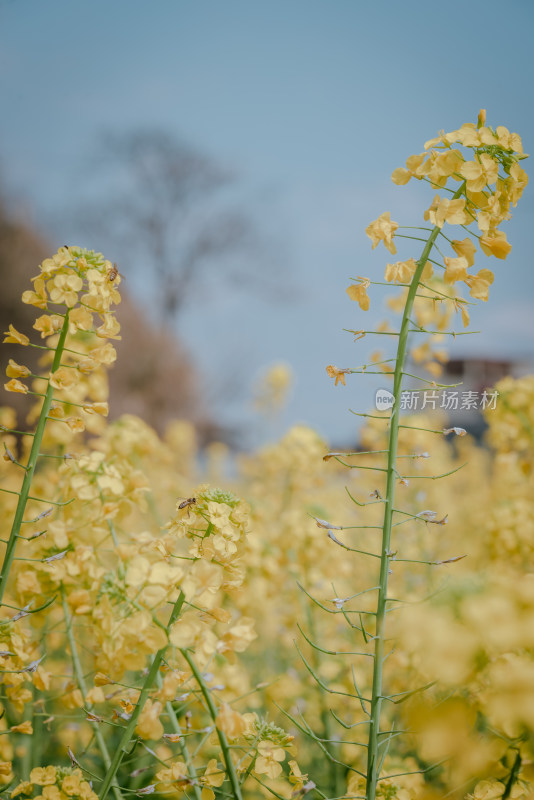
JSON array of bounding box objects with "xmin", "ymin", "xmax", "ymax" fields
[{"xmin": 0, "ymin": 112, "xmax": 532, "ymax": 800}]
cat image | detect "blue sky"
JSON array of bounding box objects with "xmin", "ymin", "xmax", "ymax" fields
[{"xmin": 1, "ymin": 0, "xmax": 533, "ymax": 445}]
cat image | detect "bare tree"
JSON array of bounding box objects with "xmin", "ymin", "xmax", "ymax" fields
[
  {"xmin": 79, "ymin": 130, "xmax": 267, "ymax": 326},
  {"xmin": 70, "ymin": 131, "xmax": 292, "ymax": 445}
]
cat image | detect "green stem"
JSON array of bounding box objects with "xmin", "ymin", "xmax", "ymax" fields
[
  {"xmin": 502, "ymin": 750, "xmax": 521, "ymax": 800},
  {"xmin": 365, "ymin": 185, "xmax": 465, "ymax": 800},
  {"xmin": 98, "ymin": 591, "xmax": 185, "ymax": 800},
  {"xmin": 61, "ymin": 589, "xmax": 124, "ymax": 800},
  {"xmin": 180, "ymin": 648, "xmax": 243, "ymax": 800},
  {"xmin": 20, "ymin": 685, "xmax": 34, "ymax": 779},
  {"xmin": 0, "ymin": 312, "xmax": 70, "ymax": 606},
  {"xmin": 156, "ymin": 673, "xmax": 203, "ymax": 800},
  {"xmin": 306, "ymin": 605, "xmax": 343, "ymax": 797}
]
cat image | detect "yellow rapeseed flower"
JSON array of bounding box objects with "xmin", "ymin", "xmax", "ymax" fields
[
  {"xmin": 21, "ymin": 278, "xmax": 47, "ymax": 309},
  {"xmin": 346, "ymin": 276, "xmax": 371, "ymax": 310},
  {"xmin": 464, "ymin": 269, "xmax": 494, "ymax": 301},
  {"xmin": 199, "ymin": 759, "xmax": 225, "ymax": 800},
  {"xmin": 325, "ymin": 365, "xmax": 349, "ymax": 386},
  {"xmin": 384, "ymin": 258, "xmax": 426, "ymax": 284},
  {"xmin": 254, "ymin": 740, "xmax": 286, "ymax": 779},
  {"xmin": 10, "ymin": 721, "xmax": 32, "ymax": 734},
  {"xmin": 451, "ymin": 238, "xmax": 477, "ymax": 266},
  {"xmin": 49, "ymin": 366, "xmax": 79, "ymax": 391},
  {"xmin": 3, "ymin": 325, "xmax": 29, "ymax": 346},
  {"xmin": 424, "ymin": 195, "xmax": 470, "ymax": 228},
  {"xmin": 10, "ymin": 780, "xmax": 31, "ymax": 797},
  {"xmin": 365, "ymin": 212, "xmax": 399, "ymax": 254},
  {"xmin": 443, "ymin": 256, "xmax": 469, "ymax": 284},
  {"xmin": 66, "ymin": 417, "xmax": 86, "ymax": 433},
  {"xmin": 5, "ymin": 360, "xmax": 30, "ymax": 378},
  {"xmin": 4, "ymin": 379, "xmax": 28, "ymax": 394},
  {"xmin": 33, "ymin": 315, "xmax": 63, "ymax": 338},
  {"xmin": 391, "ymin": 152, "xmax": 427, "ymax": 185},
  {"xmin": 30, "ymin": 767, "xmax": 57, "ymax": 786},
  {"xmin": 480, "ymin": 231, "xmax": 512, "ymax": 259},
  {"xmin": 460, "ymin": 154, "xmax": 499, "ymax": 192},
  {"xmin": 215, "ymin": 703, "xmax": 248, "ymax": 740},
  {"xmin": 135, "ymin": 699, "xmax": 164, "ymax": 741},
  {"xmin": 508, "ymin": 162, "xmax": 529, "ymax": 206}
]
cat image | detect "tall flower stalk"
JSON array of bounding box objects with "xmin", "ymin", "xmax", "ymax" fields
[
  {"xmin": 365, "ymin": 183, "xmax": 469, "ymax": 797},
  {"xmin": 318, "ymin": 111, "xmax": 529, "ymax": 800},
  {"xmin": 1, "ymin": 247, "xmax": 121, "ymax": 609}
]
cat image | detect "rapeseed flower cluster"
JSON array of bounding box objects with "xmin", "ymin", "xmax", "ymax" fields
[{"xmin": 334, "ymin": 111, "xmax": 527, "ymax": 387}]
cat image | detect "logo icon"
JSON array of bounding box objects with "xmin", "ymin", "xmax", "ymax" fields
[{"xmin": 375, "ymin": 389, "xmax": 394, "ymax": 411}]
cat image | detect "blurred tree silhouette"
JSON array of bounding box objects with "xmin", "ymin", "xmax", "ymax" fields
[{"xmin": 79, "ymin": 130, "xmax": 270, "ymax": 326}]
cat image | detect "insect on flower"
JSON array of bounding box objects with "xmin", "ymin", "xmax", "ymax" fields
[
  {"xmin": 178, "ymin": 496, "xmax": 196, "ymax": 511},
  {"xmin": 107, "ymin": 263, "xmax": 124, "ymax": 282},
  {"xmin": 177, "ymin": 497, "xmax": 197, "ymax": 518}
]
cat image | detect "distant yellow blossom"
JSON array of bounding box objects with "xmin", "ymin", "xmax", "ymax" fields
[
  {"xmin": 156, "ymin": 760, "xmax": 189, "ymax": 788},
  {"xmin": 10, "ymin": 780, "xmax": 31, "ymax": 797},
  {"xmin": 467, "ymin": 779, "xmax": 506, "ymax": 800},
  {"xmin": 94, "ymin": 672, "xmax": 113, "ymax": 686},
  {"xmin": 10, "ymin": 721, "xmax": 32, "ymax": 734},
  {"xmin": 215, "ymin": 703, "xmax": 248, "ymax": 740},
  {"xmin": 136, "ymin": 700, "xmax": 164, "ymax": 741}
]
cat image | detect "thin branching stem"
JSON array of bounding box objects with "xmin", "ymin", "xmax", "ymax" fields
[
  {"xmin": 365, "ymin": 184, "xmax": 466, "ymax": 800},
  {"xmin": 0, "ymin": 312, "xmax": 70, "ymax": 606},
  {"xmin": 98, "ymin": 592, "xmax": 185, "ymax": 800},
  {"xmin": 61, "ymin": 589, "xmax": 124, "ymax": 800},
  {"xmin": 180, "ymin": 648, "xmax": 243, "ymax": 800},
  {"xmin": 155, "ymin": 674, "xmax": 203, "ymax": 800}
]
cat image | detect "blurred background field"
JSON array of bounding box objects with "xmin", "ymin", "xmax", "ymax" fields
[{"xmin": 1, "ymin": 0, "xmax": 533, "ymax": 449}]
